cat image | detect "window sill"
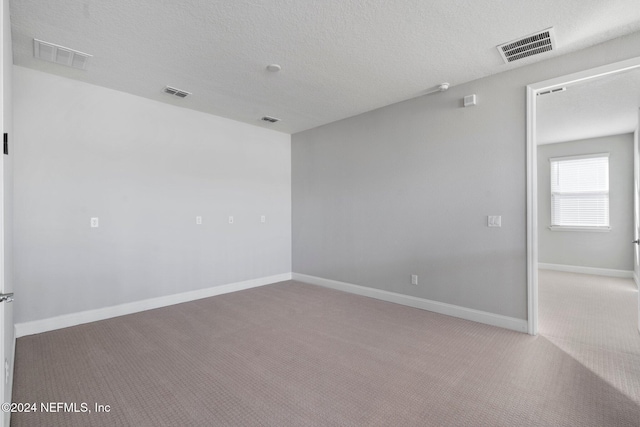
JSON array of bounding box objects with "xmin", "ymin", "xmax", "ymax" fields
[{"xmin": 549, "ymin": 226, "xmax": 611, "ymax": 232}]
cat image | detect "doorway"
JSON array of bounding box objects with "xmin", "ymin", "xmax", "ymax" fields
[{"xmin": 527, "ymin": 57, "xmax": 640, "ymax": 336}]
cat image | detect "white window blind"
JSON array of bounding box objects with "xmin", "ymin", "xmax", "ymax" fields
[{"xmin": 550, "ymin": 154, "xmax": 609, "ymax": 228}]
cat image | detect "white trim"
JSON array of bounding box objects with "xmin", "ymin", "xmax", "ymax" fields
[
  {"xmin": 526, "ymin": 85, "xmax": 538, "ymax": 336},
  {"xmin": 15, "ymin": 273, "xmax": 292, "ymax": 338},
  {"xmin": 633, "ymin": 272, "xmax": 639, "ymax": 289},
  {"xmin": 548, "ymin": 226, "xmax": 611, "ymax": 232},
  {"xmin": 526, "ymin": 55, "xmax": 640, "ymax": 338},
  {"xmin": 539, "ymin": 263, "xmax": 633, "ymax": 278},
  {"xmin": 292, "ymin": 273, "xmax": 528, "ymax": 333},
  {"xmin": 548, "ymin": 152, "xmax": 609, "ymax": 162}
]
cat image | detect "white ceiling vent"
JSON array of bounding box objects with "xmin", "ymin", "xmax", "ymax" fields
[
  {"xmin": 261, "ymin": 116, "xmax": 280, "ymax": 123},
  {"xmin": 33, "ymin": 39, "xmax": 92, "ymax": 70},
  {"xmin": 163, "ymin": 86, "xmax": 191, "ymax": 98},
  {"xmin": 537, "ymin": 87, "xmax": 566, "ymax": 96},
  {"xmin": 497, "ymin": 28, "xmax": 556, "ymax": 64}
]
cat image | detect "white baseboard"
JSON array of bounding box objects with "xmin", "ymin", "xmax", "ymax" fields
[
  {"xmin": 15, "ymin": 273, "xmax": 292, "ymax": 338},
  {"xmin": 634, "ymin": 272, "xmax": 639, "ymax": 289},
  {"xmin": 538, "ymin": 263, "xmax": 634, "ymax": 279},
  {"xmin": 292, "ymin": 273, "xmax": 528, "ymax": 333}
]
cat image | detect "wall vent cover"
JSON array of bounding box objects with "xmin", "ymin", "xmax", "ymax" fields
[
  {"xmin": 537, "ymin": 87, "xmax": 566, "ymax": 96},
  {"xmin": 261, "ymin": 116, "xmax": 280, "ymax": 123},
  {"xmin": 33, "ymin": 39, "xmax": 92, "ymax": 70},
  {"xmin": 163, "ymin": 86, "xmax": 191, "ymax": 98},
  {"xmin": 497, "ymin": 27, "xmax": 556, "ymax": 64}
]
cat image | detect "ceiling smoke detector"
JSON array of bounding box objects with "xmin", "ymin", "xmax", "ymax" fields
[
  {"xmin": 497, "ymin": 27, "xmax": 557, "ymax": 64},
  {"xmin": 424, "ymin": 82, "xmax": 451, "ymax": 95},
  {"xmin": 261, "ymin": 116, "xmax": 280, "ymax": 123},
  {"xmin": 163, "ymin": 86, "xmax": 191, "ymax": 98},
  {"xmin": 33, "ymin": 38, "xmax": 92, "ymax": 70}
]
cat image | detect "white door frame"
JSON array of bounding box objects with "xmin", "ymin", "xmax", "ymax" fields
[
  {"xmin": 526, "ymin": 55, "xmax": 640, "ymax": 335},
  {"xmin": 636, "ymin": 110, "xmax": 640, "ymax": 334}
]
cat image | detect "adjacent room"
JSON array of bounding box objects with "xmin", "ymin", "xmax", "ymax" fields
[
  {"xmin": 0, "ymin": 1, "xmax": 639, "ymax": 426},
  {"xmin": 535, "ymin": 67, "xmax": 640, "ymax": 414}
]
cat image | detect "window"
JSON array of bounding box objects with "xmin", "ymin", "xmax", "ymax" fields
[{"xmin": 549, "ymin": 153, "xmax": 610, "ymax": 230}]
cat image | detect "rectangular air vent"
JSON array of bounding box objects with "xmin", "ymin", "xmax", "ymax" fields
[
  {"xmin": 261, "ymin": 116, "xmax": 280, "ymax": 123},
  {"xmin": 537, "ymin": 87, "xmax": 566, "ymax": 96},
  {"xmin": 33, "ymin": 39, "xmax": 92, "ymax": 70},
  {"xmin": 163, "ymin": 86, "xmax": 191, "ymax": 98},
  {"xmin": 497, "ymin": 28, "xmax": 556, "ymax": 64}
]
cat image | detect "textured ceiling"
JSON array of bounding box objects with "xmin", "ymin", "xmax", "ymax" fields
[
  {"xmin": 537, "ymin": 68, "xmax": 640, "ymax": 144},
  {"xmin": 10, "ymin": 0, "xmax": 640, "ymax": 134}
]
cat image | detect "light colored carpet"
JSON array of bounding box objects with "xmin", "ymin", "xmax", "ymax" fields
[
  {"xmin": 538, "ymin": 270, "xmax": 640, "ymax": 408},
  {"xmin": 11, "ymin": 274, "xmax": 640, "ymax": 426}
]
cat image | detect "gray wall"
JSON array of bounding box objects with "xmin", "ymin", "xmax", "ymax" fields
[
  {"xmin": 292, "ymin": 31, "xmax": 640, "ymax": 321},
  {"xmin": 13, "ymin": 66, "xmax": 291, "ymax": 324},
  {"xmin": 537, "ymin": 134, "xmax": 634, "ymax": 271}
]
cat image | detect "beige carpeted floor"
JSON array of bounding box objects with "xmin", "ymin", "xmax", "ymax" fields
[{"xmin": 10, "ymin": 272, "xmax": 640, "ymax": 426}]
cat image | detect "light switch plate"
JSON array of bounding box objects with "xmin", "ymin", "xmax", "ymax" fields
[
  {"xmin": 488, "ymin": 215, "xmax": 501, "ymax": 227},
  {"xmin": 228, "ymin": 216, "xmax": 234, "ymax": 224},
  {"xmin": 196, "ymin": 216, "xmax": 202, "ymax": 225},
  {"xmin": 90, "ymin": 217, "xmax": 99, "ymax": 228}
]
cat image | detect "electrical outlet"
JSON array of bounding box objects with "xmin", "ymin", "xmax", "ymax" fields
[
  {"xmin": 411, "ymin": 274, "xmax": 418, "ymax": 285},
  {"xmin": 260, "ymin": 215, "xmax": 266, "ymax": 223},
  {"xmin": 228, "ymin": 216, "xmax": 234, "ymax": 224},
  {"xmin": 196, "ymin": 216, "xmax": 202, "ymax": 225},
  {"xmin": 90, "ymin": 217, "xmax": 99, "ymax": 228}
]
